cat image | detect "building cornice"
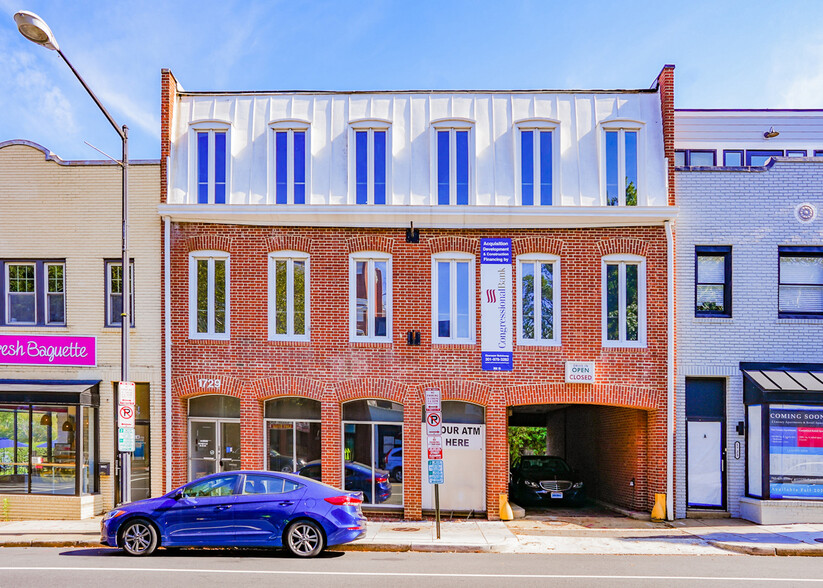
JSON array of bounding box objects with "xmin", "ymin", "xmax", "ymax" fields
[{"xmin": 158, "ymin": 204, "xmax": 678, "ymax": 229}]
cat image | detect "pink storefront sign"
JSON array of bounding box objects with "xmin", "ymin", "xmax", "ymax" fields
[{"xmin": 0, "ymin": 334, "xmax": 97, "ymax": 367}]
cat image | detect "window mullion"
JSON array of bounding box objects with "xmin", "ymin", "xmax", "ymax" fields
[
  {"xmin": 287, "ymin": 131, "xmax": 295, "ymax": 204},
  {"xmin": 367, "ymin": 260, "xmax": 375, "ymax": 338},
  {"xmin": 450, "ymin": 261, "xmax": 457, "ymax": 338},
  {"xmin": 286, "ymin": 259, "xmax": 294, "ymax": 336},
  {"xmin": 535, "ymin": 262, "xmax": 544, "ymax": 340},
  {"xmin": 208, "ymin": 132, "xmax": 216, "ymax": 204},
  {"xmin": 618, "ymin": 130, "xmax": 626, "ymax": 206},
  {"xmin": 449, "ymin": 130, "xmax": 457, "ymax": 205},
  {"xmin": 207, "ymin": 258, "xmax": 215, "ymax": 334},
  {"xmin": 533, "ymin": 132, "xmax": 541, "ymax": 206},
  {"xmin": 619, "ymin": 264, "xmax": 626, "ymax": 342},
  {"xmin": 367, "ymin": 130, "xmax": 375, "ymax": 205}
]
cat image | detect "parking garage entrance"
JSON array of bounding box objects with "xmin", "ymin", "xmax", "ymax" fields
[{"xmin": 508, "ymin": 403, "xmax": 652, "ymax": 513}]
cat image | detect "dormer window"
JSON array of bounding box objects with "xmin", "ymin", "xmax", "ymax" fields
[
  {"xmin": 190, "ymin": 122, "xmax": 230, "ymax": 204},
  {"xmin": 269, "ymin": 121, "xmax": 310, "ymax": 205},
  {"xmin": 515, "ymin": 120, "xmax": 559, "ymax": 206},
  {"xmin": 349, "ymin": 120, "xmax": 390, "ymax": 205},
  {"xmin": 432, "ymin": 120, "xmax": 473, "ymax": 205},
  {"xmin": 601, "ymin": 121, "xmax": 643, "ymax": 206}
]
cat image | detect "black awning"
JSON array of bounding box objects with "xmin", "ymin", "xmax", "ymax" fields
[
  {"xmin": 0, "ymin": 379, "xmax": 101, "ymax": 406},
  {"xmin": 740, "ymin": 363, "xmax": 823, "ymax": 405}
]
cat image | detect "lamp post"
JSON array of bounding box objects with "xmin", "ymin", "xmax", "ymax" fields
[{"xmin": 15, "ymin": 10, "xmax": 132, "ymax": 504}]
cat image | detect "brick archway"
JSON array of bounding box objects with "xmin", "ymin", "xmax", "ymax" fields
[
  {"xmin": 171, "ymin": 375, "xmax": 244, "ymax": 487},
  {"xmin": 502, "ymin": 383, "xmax": 664, "ymax": 513},
  {"xmin": 505, "ymin": 383, "xmax": 659, "ymax": 410}
]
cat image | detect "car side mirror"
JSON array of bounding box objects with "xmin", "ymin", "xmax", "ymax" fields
[{"xmin": 173, "ymin": 491, "xmax": 183, "ymax": 500}]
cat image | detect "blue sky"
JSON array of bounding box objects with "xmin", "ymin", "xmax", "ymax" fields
[{"xmin": 2, "ymin": 1, "xmax": 822, "ymax": 160}]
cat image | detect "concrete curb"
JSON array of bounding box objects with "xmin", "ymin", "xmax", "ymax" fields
[
  {"xmin": 708, "ymin": 540, "xmax": 823, "ymax": 557},
  {"xmin": 1, "ymin": 540, "xmax": 101, "ymax": 548},
  {"xmin": 708, "ymin": 541, "xmax": 776, "ymax": 556}
]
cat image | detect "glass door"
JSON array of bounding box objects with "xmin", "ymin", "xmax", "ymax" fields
[
  {"xmin": 220, "ymin": 422, "xmax": 241, "ymax": 471},
  {"xmin": 189, "ymin": 420, "xmax": 217, "ymax": 480}
]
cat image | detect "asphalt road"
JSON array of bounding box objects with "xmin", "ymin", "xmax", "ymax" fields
[{"xmin": 1, "ymin": 548, "xmax": 822, "ymax": 588}]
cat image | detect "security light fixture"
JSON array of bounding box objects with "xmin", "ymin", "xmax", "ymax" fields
[{"xmin": 764, "ymin": 127, "xmax": 780, "ymax": 139}]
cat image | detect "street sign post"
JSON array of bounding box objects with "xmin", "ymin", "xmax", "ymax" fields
[
  {"xmin": 118, "ymin": 381, "xmax": 135, "ymax": 454},
  {"xmin": 424, "ymin": 387, "xmax": 443, "ymax": 538}
]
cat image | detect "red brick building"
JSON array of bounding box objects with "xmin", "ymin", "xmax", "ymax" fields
[{"xmin": 160, "ymin": 67, "xmax": 677, "ymax": 519}]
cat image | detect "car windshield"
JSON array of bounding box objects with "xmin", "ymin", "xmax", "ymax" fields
[{"xmin": 519, "ymin": 457, "xmax": 570, "ymax": 475}]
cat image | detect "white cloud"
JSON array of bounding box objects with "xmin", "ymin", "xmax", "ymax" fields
[{"xmin": 0, "ymin": 45, "xmax": 78, "ymax": 138}]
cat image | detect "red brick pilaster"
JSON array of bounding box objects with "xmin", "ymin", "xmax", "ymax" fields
[
  {"xmin": 655, "ymin": 65, "xmax": 676, "ymax": 206},
  {"xmin": 485, "ymin": 389, "xmax": 507, "ymax": 521},
  {"xmin": 321, "ymin": 384, "xmax": 342, "ymax": 488},
  {"xmin": 403, "ymin": 387, "xmax": 423, "ymax": 520}
]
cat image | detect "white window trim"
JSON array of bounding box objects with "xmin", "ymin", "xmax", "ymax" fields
[
  {"xmin": 267, "ymin": 120, "xmax": 311, "ymax": 205},
  {"xmin": 268, "ymin": 251, "xmax": 310, "ymax": 341},
  {"xmin": 431, "ymin": 252, "xmax": 476, "ymax": 344},
  {"xmin": 189, "ymin": 250, "xmax": 230, "ymax": 340},
  {"xmin": 349, "ymin": 252, "xmax": 392, "ymax": 343},
  {"xmin": 5, "ymin": 262, "xmax": 37, "ymax": 326},
  {"xmin": 513, "ymin": 119, "xmax": 560, "ymax": 206},
  {"xmin": 599, "ymin": 119, "xmax": 645, "ymax": 206},
  {"xmin": 44, "ymin": 262, "xmax": 65, "ymax": 326},
  {"xmin": 601, "ymin": 253, "xmax": 646, "ymax": 347},
  {"xmin": 430, "ymin": 119, "xmax": 475, "ymax": 206},
  {"xmin": 348, "ymin": 119, "xmax": 392, "ymax": 205},
  {"xmin": 188, "ymin": 120, "xmax": 231, "ymax": 205},
  {"xmin": 516, "ymin": 253, "xmax": 560, "ymax": 346},
  {"xmin": 105, "ymin": 260, "xmax": 134, "ymax": 328}
]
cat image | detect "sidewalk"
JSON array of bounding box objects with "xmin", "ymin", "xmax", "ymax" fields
[{"xmin": 1, "ymin": 516, "xmax": 822, "ymax": 556}]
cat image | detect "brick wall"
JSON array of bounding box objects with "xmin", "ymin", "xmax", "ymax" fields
[
  {"xmin": 675, "ymin": 159, "xmax": 823, "ymax": 518},
  {"xmin": 168, "ymin": 222, "xmax": 670, "ymax": 518}
]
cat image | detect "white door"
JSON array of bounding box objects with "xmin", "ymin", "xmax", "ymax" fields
[{"xmin": 687, "ymin": 421, "xmax": 723, "ymax": 507}]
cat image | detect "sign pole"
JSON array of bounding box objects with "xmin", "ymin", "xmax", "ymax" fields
[{"xmin": 434, "ymin": 483, "xmax": 440, "ymax": 539}]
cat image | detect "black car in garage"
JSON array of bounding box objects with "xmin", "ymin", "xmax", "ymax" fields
[{"xmin": 509, "ymin": 455, "xmax": 585, "ymax": 506}]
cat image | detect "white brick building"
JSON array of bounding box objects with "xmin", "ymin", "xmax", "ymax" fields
[
  {"xmin": 675, "ymin": 110, "xmax": 823, "ymax": 522},
  {"xmin": 0, "ymin": 141, "xmax": 162, "ymax": 519}
]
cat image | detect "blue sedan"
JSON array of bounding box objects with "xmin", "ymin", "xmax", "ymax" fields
[{"xmin": 101, "ymin": 471, "xmax": 366, "ymax": 557}]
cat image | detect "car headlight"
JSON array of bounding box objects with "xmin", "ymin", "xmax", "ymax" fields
[
  {"xmin": 524, "ymin": 480, "xmax": 539, "ymax": 488},
  {"xmin": 103, "ymin": 509, "xmax": 127, "ymax": 521},
  {"xmin": 573, "ymin": 482, "xmax": 584, "ymax": 489}
]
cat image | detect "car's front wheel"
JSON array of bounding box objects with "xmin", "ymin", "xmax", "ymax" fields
[
  {"xmin": 285, "ymin": 520, "xmax": 324, "ymax": 557},
  {"xmin": 391, "ymin": 467, "xmax": 403, "ymax": 483},
  {"xmin": 120, "ymin": 519, "xmax": 158, "ymax": 556}
]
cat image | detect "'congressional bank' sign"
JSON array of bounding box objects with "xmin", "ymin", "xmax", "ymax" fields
[
  {"xmin": 0, "ymin": 334, "xmax": 97, "ymax": 367},
  {"xmin": 481, "ymin": 238, "xmax": 512, "ymax": 371}
]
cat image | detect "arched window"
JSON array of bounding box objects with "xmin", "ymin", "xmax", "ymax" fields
[{"xmin": 342, "ymin": 399, "xmax": 403, "ymax": 507}]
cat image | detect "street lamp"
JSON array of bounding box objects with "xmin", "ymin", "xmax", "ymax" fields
[{"xmin": 15, "ymin": 10, "xmax": 132, "ymax": 505}]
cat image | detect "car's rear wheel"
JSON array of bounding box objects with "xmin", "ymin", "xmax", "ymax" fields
[
  {"xmin": 285, "ymin": 520, "xmax": 324, "ymax": 557},
  {"xmin": 121, "ymin": 519, "xmax": 158, "ymax": 556},
  {"xmin": 391, "ymin": 467, "xmax": 403, "ymax": 483}
]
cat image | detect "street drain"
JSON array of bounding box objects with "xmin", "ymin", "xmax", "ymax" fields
[{"xmin": 390, "ymin": 527, "xmax": 421, "ymax": 532}]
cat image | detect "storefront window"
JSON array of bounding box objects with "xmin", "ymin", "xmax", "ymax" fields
[
  {"xmin": 769, "ymin": 405, "xmax": 823, "ymax": 500},
  {"xmin": 31, "ymin": 406, "xmax": 76, "ymax": 495},
  {"xmin": 0, "ymin": 405, "xmax": 29, "ymax": 493},
  {"xmin": 264, "ymin": 397, "xmax": 321, "ymax": 473},
  {"xmin": 342, "ymin": 400, "xmax": 403, "ymax": 507}
]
